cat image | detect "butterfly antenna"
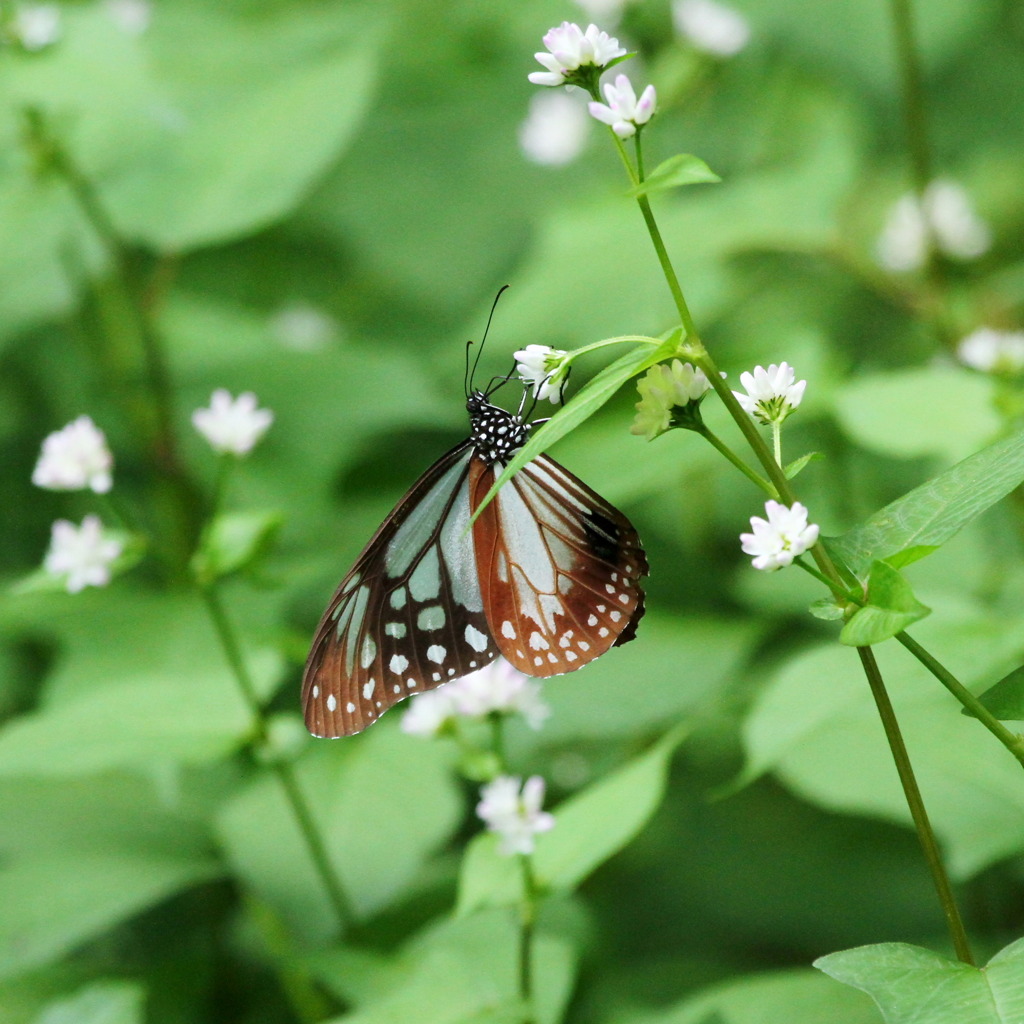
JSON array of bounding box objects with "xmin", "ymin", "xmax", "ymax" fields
[{"xmin": 469, "ymin": 285, "xmax": 510, "ymax": 393}]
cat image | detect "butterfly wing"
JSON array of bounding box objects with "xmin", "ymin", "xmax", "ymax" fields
[
  {"xmin": 303, "ymin": 442, "xmax": 501, "ymax": 738},
  {"xmin": 469, "ymin": 453, "xmax": 647, "ymax": 676}
]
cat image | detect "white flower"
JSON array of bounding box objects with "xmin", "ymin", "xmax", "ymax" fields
[
  {"xmin": 447, "ymin": 660, "xmax": 550, "ymax": 730},
  {"xmin": 740, "ymin": 500, "xmax": 819, "ymax": 571},
  {"xmin": 519, "ymin": 91, "xmax": 590, "ymax": 166},
  {"xmin": 673, "ymin": 0, "xmax": 750, "ymax": 57},
  {"xmin": 12, "ymin": 3, "xmax": 61, "ymax": 50},
  {"xmin": 44, "ymin": 515, "xmax": 123, "ymax": 593},
  {"xmin": 588, "ymin": 74, "xmax": 657, "ymax": 138},
  {"xmin": 957, "ymin": 327, "xmax": 1024, "ymax": 375},
  {"xmin": 32, "ymin": 416, "xmax": 114, "ymax": 494},
  {"xmin": 514, "ymin": 344, "xmax": 570, "ymax": 403},
  {"xmin": 270, "ymin": 303, "xmax": 339, "ymax": 352},
  {"xmin": 733, "ymin": 362, "xmax": 806, "ymax": 425},
  {"xmin": 192, "ymin": 389, "xmax": 273, "ymax": 456},
  {"xmin": 876, "ymin": 180, "xmax": 991, "ymax": 272},
  {"xmin": 631, "ymin": 360, "xmax": 712, "ymax": 440},
  {"xmin": 476, "ymin": 775, "xmax": 556, "ymax": 856},
  {"xmin": 103, "ymin": 0, "xmax": 151, "ymax": 34},
  {"xmin": 529, "ymin": 21, "xmax": 626, "ymax": 87},
  {"xmin": 401, "ymin": 688, "xmax": 457, "ymax": 738}
]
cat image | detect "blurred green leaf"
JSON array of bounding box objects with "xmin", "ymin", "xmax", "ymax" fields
[
  {"xmin": 815, "ymin": 938, "xmax": 1024, "ymax": 1023},
  {"xmin": 740, "ymin": 596, "xmax": 1024, "ymax": 878},
  {"xmin": 839, "ymin": 561, "xmax": 930, "ymax": 646},
  {"xmin": 458, "ymin": 726, "xmax": 687, "ymax": 915},
  {"xmin": 834, "ymin": 368, "xmax": 999, "ymax": 463},
  {"xmin": 217, "ymin": 722, "xmax": 462, "ymax": 941},
  {"xmin": 628, "ymin": 154, "xmax": 721, "ymax": 198},
  {"xmin": 964, "ymin": 665, "xmax": 1024, "ymax": 721},
  {"xmin": 616, "ymin": 968, "xmax": 880, "ymax": 1024},
  {"xmin": 191, "ymin": 510, "xmax": 283, "ymax": 585},
  {"xmin": 0, "ymin": 851, "xmax": 218, "ymax": 981},
  {"xmin": 35, "ymin": 980, "xmax": 145, "ymax": 1024},
  {"xmin": 784, "ymin": 452, "xmax": 823, "ymax": 480},
  {"xmin": 828, "ymin": 428, "xmax": 1024, "ymax": 577}
]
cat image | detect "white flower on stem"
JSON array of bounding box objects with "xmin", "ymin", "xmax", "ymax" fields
[
  {"xmin": 740, "ymin": 500, "xmax": 819, "ymax": 571},
  {"xmin": 957, "ymin": 327, "xmax": 1024, "ymax": 375},
  {"xmin": 672, "ymin": 0, "xmax": 750, "ymax": 57},
  {"xmin": 519, "ymin": 91, "xmax": 590, "ymax": 166},
  {"xmin": 529, "ymin": 21, "xmax": 626, "ymax": 87},
  {"xmin": 44, "ymin": 515, "xmax": 123, "ymax": 593},
  {"xmin": 401, "ymin": 688, "xmax": 457, "ymax": 738},
  {"xmin": 514, "ymin": 344, "xmax": 570, "ymax": 403},
  {"xmin": 192, "ymin": 389, "xmax": 273, "ymax": 456},
  {"xmin": 476, "ymin": 775, "xmax": 556, "ymax": 856},
  {"xmin": 448, "ymin": 660, "xmax": 550, "ymax": 730},
  {"xmin": 631, "ymin": 360, "xmax": 712, "ymax": 440},
  {"xmin": 32, "ymin": 416, "xmax": 114, "ymax": 494},
  {"xmin": 733, "ymin": 363, "xmax": 806, "ymax": 425},
  {"xmin": 876, "ymin": 180, "xmax": 991, "ymax": 272},
  {"xmin": 12, "ymin": 3, "xmax": 61, "ymax": 50},
  {"xmin": 588, "ymin": 74, "xmax": 657, "ymax": 138}
]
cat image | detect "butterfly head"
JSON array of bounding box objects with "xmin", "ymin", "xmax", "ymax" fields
[{"xmin": 467, "ymin": 390, "xmax": 531, "ymax": 466}]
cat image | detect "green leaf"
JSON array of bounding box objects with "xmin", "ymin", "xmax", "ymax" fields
[
  {"xmin": 740, "ymin": 596, "xmax": 1024, "ymax": 878},
  {"xmin": 839, "ymin": 561, "xmax": 930, "ymax": 646},
  {"xmin": 191, "ymin": 511, "xmax": 283, "ymax": 585},
  {"xmin": 827, "ymin": 428, "xmax": 1024, "ymax": 578},
  {"xmin": 629, "ymin": 968, "xmax": 880, "ymax": 1024},
  {"xmin": 35, "ymin": 981, "xmax": 145, "ymax": 1024},
  {"xmin": 473, "ymin": 333, "xmax": 682, "ymax": 519},
  {"xmin": 964, "ymin": 665, "xmax": 1024, "ymax": 721},
  {"xmin": 628, "ymin": 154, "xmax": 721, "ymax": 198},
  {"xmin": 815, "ymin": 938, "xmax": 1024, "ymax": 1023},
  {"xmin": 457, "ymin": 725, "xmax": 687, "ymax": 915},
  {"xmin": 217, "ymin": 722, "xmax": 463, "ymax": 941},
  {"xmin": 810, "ymin": 598, "xmax": 846, "ymax": 621},
  {"xmin": 0, "ymin": 851, "xmax": 219, "ymax": 981},
  {"xmin": 784, "ymin": 451, "xmax": 824, "ymax": 480}
]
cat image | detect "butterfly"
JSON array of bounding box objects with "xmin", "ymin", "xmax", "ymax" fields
[{"xmin": 302, "ymin": 376, "xmax": 648, "ymax": 738}]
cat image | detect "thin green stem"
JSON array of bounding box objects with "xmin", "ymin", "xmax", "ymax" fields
[
  {"xmin": 199, "ymin": 584, "xmax": 352, "ymax": 931},
  {"xmin": 517, "ymin": 853, "xmax": 538, "ymax": 1019},
  {"xmin": 856, "ymin": 647, "xmax": 974, "ymax": 964},
  {"xmin": 896, "ymin": 632, "xmax": 1024, "ymax": 767},
  {"xmin": 771, "ymin": 420, "xmax": 783, "ymax": 467},
  {"xmin": 696, "ymin": 425, "xmax": 774, "ymax": 495}
]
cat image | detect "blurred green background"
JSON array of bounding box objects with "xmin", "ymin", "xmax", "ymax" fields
[{"xmin": 1, "ymin": 0, "xmax": 1024, "ymax": 1021}]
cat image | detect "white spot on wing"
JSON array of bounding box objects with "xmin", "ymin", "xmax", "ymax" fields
[
  {"xmin": 417, "ymin": 605, "xmax": 446, "ymax": 631},
  {"xmin": 389, "ymin": 589, "xmax": 407, "ymax": 610},
  {"xmin": 312, "ymin": 685, "xmax": 320, "ymax": 698},
  {"xmin": 427, "ymin": 645, "xmax": 446, "ymax": 664},
  {"xmin": 386, "ymin": 622, "xmax": 407, "ymax": 638},
  {"xmin": 327, "ymin": 694, "xmax": 337, "ymax": 712},
  {"xmin": 409, "ymin": 547, "xmax": 441, "ymax": 601},
  {"xmin": 347, "ymin": 702, "xmax": 355, "ymax": 713},
  {"xmin": 502, "ymin": 620, "xmax": 516, "ymax": 639},
  {"xmin": 360, "ymin": 635, "xmax": 377, "ymax": 669},
  {"xmin": 465, "ymin": 624, "xmax": 489, "ymax": 652},
  {"xmin": 363, "ymin": 681, "xmax": 375, "ymax": 700},
  {"xmin": 390, "ymin": 654, "xmax": 409, "ymax": 674}
]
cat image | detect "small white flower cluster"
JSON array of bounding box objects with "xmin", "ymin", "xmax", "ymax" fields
[
  {"xmin": 514, "ymin": 344, "xmax": 570, "ymax": 404},
  {"xmin": 476, "ymin": 775, "xmax": 556, "ymax": 856},
  {"xmin": 957, "ymin": 327, "xmax": 1024, "ymax": 375},
  {"xmin": 529, "ymin": 22, "xmax": 657, "ymax": 143},
  {"xmin": 631, "ymin": 360, "xmax": 712, "ymax": 440},
  {"xmin": 519, "ymin": 91, "xmax": 591, "ymax": 167},
  {"xmin": 191, "ymin": 389, "xmax": 274, "ymax": 456},
  {"xmin": 740, "ymin": 500, "xmax": 819, "ymax": 571},
  {"xmin": 32, "ymin": 390, "xmax": 273, "ymax": 594},
  {"xmin": 876, "ymin": 180, "xmax": 990, "ymax": 273},
  {"xmin": 402, "ymin": 659, "xmax": 550, "ymax": 738},
  {"xmin": 672, "ymin": 0, "xmax": 750, "ymax": 57},
  {"xmin": 733, "ymin": 362, "xmax": 806, "ymax": 426},
  {"xmin": 9, "ymin": 3, "xmax": 61, "ymax": 50}
]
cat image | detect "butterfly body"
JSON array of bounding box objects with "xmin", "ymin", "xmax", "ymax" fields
[{"xmin": 302, "ymin": 389, "xmax": 647, "ymax": 737}]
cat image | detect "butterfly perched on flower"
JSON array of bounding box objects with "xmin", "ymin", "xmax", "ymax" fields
[{"xmin": 302, "ymin": 363, "xmax": 647, "ymax": 738}]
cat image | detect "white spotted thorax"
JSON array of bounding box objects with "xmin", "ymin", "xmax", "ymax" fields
[{"xmin": 467, "ymin": 390, "xmax": 532, "ymax": 465}]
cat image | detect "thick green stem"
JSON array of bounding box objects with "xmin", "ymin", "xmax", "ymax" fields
[
  {"xmin": 856, "ymin": 647, "xmax": 974, "ymax": 964},
  {"xmin": 199, "ymin": 585, "xmax": 352, "ymax": 931}
]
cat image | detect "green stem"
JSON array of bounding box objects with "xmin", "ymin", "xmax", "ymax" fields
[
  {"xmin": 895, "ymin": 632, "xmax": 1024, "ymax": 767},
  {"xmin": 199, "ymin": 584, "xmax": 352, "ymax": 931},
  {"xmin": 771, "ymin": 420, "xmax": 783, "ymax": 467},
  {"xmin": 697, "ymin": 425, "xmax": 774, "ymax": 495},
  {"xmin": 517, "ymin": 853, "xmax": 538, "ymax": 1020},
  {"xmin": 856, "ymin": 647, "xmax": 974, "ymax": 965}
]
